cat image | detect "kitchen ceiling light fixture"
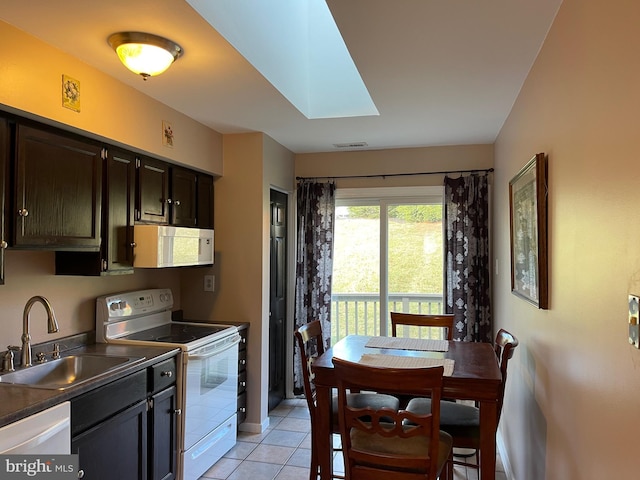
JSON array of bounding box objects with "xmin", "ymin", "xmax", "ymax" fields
[{"xmin": 108, "ymin": 32, "xmax": 183, "ymax": 80}]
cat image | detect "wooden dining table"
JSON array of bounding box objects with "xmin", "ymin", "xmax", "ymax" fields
[{"xmin": 311, "ymin": 334, "xmax": 502, "ymax": 480}]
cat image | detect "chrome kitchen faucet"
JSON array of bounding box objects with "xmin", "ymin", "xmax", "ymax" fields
[{"xmin": 21, "ymin": 296, "xmax": 59, "ymax": 367}]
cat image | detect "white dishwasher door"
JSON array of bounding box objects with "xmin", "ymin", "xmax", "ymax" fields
[{"xmin": 0, "ymin": 401, "xmax": 70, "ymax": 454}]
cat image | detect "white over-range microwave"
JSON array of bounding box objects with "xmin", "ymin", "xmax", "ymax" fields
[{"xmin": 133, "ymin": 225, "xmax": 214, "ymax": 268}]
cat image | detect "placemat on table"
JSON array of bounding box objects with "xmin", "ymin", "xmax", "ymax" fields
[
  {"xmin": 365, "ymin": 336, "xmax": 449, "ymax": 352},
  {"xmin": 358, "ymin": 354, "xmax": 454, "ymax": 376}
]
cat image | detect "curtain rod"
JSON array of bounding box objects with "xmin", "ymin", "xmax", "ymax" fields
[{"xmin": 296, "ymin": 167, "xmax": 493, "ymax": 181}]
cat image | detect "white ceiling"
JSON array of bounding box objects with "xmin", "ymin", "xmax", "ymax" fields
[{"xmin": 0, "ymin": 0, "xmax": 562, "ymax": 154}]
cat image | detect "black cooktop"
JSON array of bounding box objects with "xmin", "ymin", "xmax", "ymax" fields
[{"xmin": 124, "ymin": 323, "xmax": 229, "ymax": 344}]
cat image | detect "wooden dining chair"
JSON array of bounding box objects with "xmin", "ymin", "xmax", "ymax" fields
[
  {"xmin": 405, "ymin": 328, "xmax": 519, "ymax": 470},
  {"xmin": 332, "ymin": 357, "xmax": 453, "ymax": 480},
  {"xmin": 390, "ymin": 312, "xmax": 455, "ymax": 341},
  {"xmin": 294, "ymin": 321, "xmax": 399, "ymax": 480}
]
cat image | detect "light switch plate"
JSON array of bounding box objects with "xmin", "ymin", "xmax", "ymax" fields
[{"xmin": 628, "ymin": 295, "xmax": 639, "ymax": 348}]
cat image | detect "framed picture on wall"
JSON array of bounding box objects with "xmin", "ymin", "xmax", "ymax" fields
[{"xmin": 509, "ymin": 153, "xmax": 548, "ymax": 309}]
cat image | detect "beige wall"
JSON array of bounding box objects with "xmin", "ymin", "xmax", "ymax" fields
[
  {"xmin": 0, "ymin": 251, "xmax": 180, "ymax": 351},
  {"xmin": 493, "ymin": 0, "xmax": 640, "ymax": 478},
  {"xmin": 0, "ymin": 20, "xmax": 222, "ymax": 174},
  {"xmin": 181, "ymin": 132, "xmax": 295, "ymax": 432},
  {"xmin": 296, "ymin": 144, "xmax": 494, "ymax": 188}
]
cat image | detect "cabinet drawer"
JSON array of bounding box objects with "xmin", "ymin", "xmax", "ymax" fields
[
  {"xmin": 237, "ymin": 392, "xmax": 247, "ymax": 425},
  {"xmin": 238, "ymin": 331, "xmax": 247, "ymax": 351},
  {"xmin": 149, "ymin": 357, "xmax": 177, "ymax": 394},
  {"xmin": 238, "ymin": 370, "xmax": 247, "ymax": 395},
  {"xmin": 71, "ymin": 370, "xmax": 147, "ymax": 436},
  {"xmin": 238, "ymin": 348, "xmax": 247, "ymax": 371}
]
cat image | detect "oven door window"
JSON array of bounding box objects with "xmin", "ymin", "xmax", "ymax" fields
[{"xmin": 201, "ymin": 357, "xmax": 229, "ymax": 392}]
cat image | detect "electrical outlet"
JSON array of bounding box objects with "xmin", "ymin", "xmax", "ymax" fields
[
  {"xmin": 629, "ymin": 294, "xmax": 639, "ymax": 348},
  {"xmin": 204, "ymin": 275, "xmax": 214, "ymax": 292}
]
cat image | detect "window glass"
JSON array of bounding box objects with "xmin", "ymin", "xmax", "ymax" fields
[{"xmin": 332, "ymin": 187, "xmax": 444, "ymax": 343}]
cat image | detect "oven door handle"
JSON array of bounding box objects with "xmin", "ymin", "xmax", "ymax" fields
[{"xmin": 188, "ymin": 334, "xmax": 240, "ymax": 360}]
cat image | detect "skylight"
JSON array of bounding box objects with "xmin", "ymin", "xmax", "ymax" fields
[{"xmin": 186, "ymin": 0, "xmax": 379, "ymax": 119}]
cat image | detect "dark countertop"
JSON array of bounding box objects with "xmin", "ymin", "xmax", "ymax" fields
[
  {"xmin": 0, "ymin": 342, "xmax": 179, "ymax": 428},
  {"xmin": 172, "ymin": 310, "xmax": 249, "ymax": 331},
  {"xmin": 200, "ymin": 320, "xmax": 249, "ymax": 331}
]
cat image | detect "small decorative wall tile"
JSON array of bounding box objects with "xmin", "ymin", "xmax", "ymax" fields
[
  {"xmin": 162, "ymin": 120, "xmax": 174, "ymax": 148},
  {"xmin": 62, "ymin": 74, "xmax": 80, "ymax": 112}
]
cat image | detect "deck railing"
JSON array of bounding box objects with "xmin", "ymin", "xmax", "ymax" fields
[{"xmin": 330, "ymin": 292, "xmax": 445, "ymax": 344}]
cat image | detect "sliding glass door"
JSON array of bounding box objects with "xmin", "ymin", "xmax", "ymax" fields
[{"xmin": 331, "ymin": 188, "xmax": 444, "ymax": 344}]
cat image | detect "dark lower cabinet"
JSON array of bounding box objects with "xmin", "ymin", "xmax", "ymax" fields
[
  {"xmin": 150, "ymin": 386, "xmax": 178, "ymax": 480},
  {"xmin": 71, "ymin": 357, "xmax": 177, "ymax": 480},
  {"xmin": 237, "ymin": 326, "xmax": 248, "ymax": 425},
  {"xmin": 73, "ymin": 399, "xmax": 148, "ymax": 480}
]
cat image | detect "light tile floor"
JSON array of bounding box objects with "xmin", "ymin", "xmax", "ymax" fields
[{"xmin": 200, "ymin": 398, "xmax": 508, "ymax": 480}]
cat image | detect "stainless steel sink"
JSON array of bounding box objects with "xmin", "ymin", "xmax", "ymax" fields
[{"xmin": 0, "ymin": 354, "xmax": 143, "ymax": 390}]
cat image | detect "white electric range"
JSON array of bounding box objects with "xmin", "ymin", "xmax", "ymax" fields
[{"xmin": 96, "ymin": 288, "xmax": 240, "ymax": 480}]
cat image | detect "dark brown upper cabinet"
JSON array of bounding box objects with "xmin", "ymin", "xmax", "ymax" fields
[
  {"xmin": 170, "ymin": 166, "xmax": 197, "ymax": 227},
  {"xmin": 137, "ymin": 156, "xmax": 170, "ymax": 224},
  {"xmin": 104, "ymin": 147, "xmax": 137, "ymax": 272},
  {"xmin": 0, "ymin": 117, "xmax": 8, "ymax": 284},
  {"xmin": 197, "ymin": 173, "xmax": 214, "ymax": 229},
  {"xmin": 14, "ymin": 123, "xmax": 102, "ymax": 250},
  {"xmin": 56, "ymin": 146, "xmax": 136, "ymax": 276},
  {"xmin": 137, "ymin": 159, "xmax": 212, "ymax": 228}
]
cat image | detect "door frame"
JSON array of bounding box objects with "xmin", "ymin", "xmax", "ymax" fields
[{"xmin": 280, "ymin": 187, "xmax": 297, "ymax": 400}]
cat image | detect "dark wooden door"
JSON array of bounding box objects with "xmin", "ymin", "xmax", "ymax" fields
[
  {"xmin": 14, "ymin": 123, "xmax": 102, "ymax": 249},
  {"xmin": 150, "ymin": 386, "xmax": 177, "ymax": 480},
  {"xmin": 170, "ymin": 167, "xmax": 197, "ymax": 226},
  {"xmin": 72, "ymin": 399, "xmax": 148, "ymax": 480},
  {"xmin": 196, "ymin": 173, "xmax": 214, "ymax": 229},
  {"xmin": 268, "ymin": 189, "xmax": 287, "ymax": 411},
  {"xmin": 55, "ymin": 146, "xmax": 135, "ymax": 275},
  {"xmin": 137, "ymin": 156, "xmax": 169, "ymax": 223},
  {"xmin": 104, "ymin": 147, "xmax": 136, "ymax": 272},
  {"xmin": 0, "ymin": 117, "xmax": 8, "ymax": 284}
]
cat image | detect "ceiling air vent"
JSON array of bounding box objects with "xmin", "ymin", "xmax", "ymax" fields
[{"xmin": 333, "ymin": 142, "xmax": 368, "ymax": 149}]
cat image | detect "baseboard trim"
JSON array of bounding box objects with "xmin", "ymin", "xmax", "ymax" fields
[
  {"xmin": 238, "ymin": 417, "xmax": 270, "ymax": 434},
  {"xmin": 497, "ymin": 431, "xmax": 514, "ymax": 480}
]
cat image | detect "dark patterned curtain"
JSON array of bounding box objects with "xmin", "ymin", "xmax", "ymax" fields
[
  {"xmin": 293, "ymin": 180, "xmax": 336, "ymax": 393},
  {"xmin": 444, "ymin": 174, "xmax": 492, "ymax": 342}
]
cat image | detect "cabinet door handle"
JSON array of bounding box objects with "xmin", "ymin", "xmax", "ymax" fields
[
  {"xmin": 174, "ymin": 200, "xmax": 181, "ymax": 206},
  {"xmin": 130, "ymin": 242, "xmax": 137, "ymax": 248},
  {"xmin": 240, "ymin": 381, "xmax": 246, "ymax": 387},
  {"xmin": 239, "ymin": 407, "xmax": 246, "ymax": 413},
  {"xmin": 18, "ymin": 208, "xmax": 29, "ymax": 217},
  {"xmin": 77, "ymin": 470, "xmax": 85, "ymax": 478},
  {"xmin": 173, "ymin": 409, "xmax": 182, "ymax": 416},
  {"xmin": 161, "ymin": 370, "xmax": 173, "ymax": 378},
  {"xmin": 166, "ymin": 198, "xmax": 172, "ymax": 204},
  {"xmin": 240, "ymin": 359, "xmax": 246, "ymax": 366},
  {"xmin": 0, "ymin": 241, "xmax": 7, "ymax": 249}
]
